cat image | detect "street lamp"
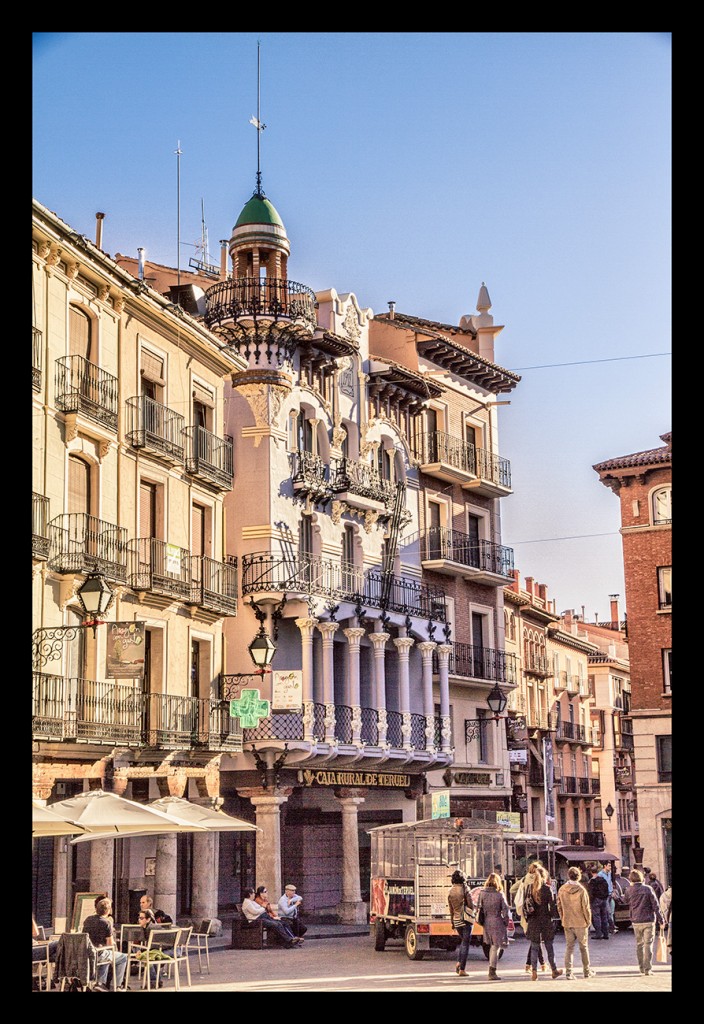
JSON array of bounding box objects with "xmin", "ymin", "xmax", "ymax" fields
[
  {"xmin": 464, "ymin": 684, "xmax": 510, "ymax": 741},
  {"xmin": 32, "ymin": 568, "xmax": 114, "ymax": 668},
  {"xmin": 604, "ymin": 802, "xmax": 615, "ymax": 821},
  {"xmin": 247, "ymin": 625, "xmax": 277, "ymax": 671},
  {"xmin": 76, "ymin": 569, "xmax": 114, "ymax": 636}
]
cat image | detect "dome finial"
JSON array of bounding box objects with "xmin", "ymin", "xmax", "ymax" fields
[
  {"xmin": 477, "ymin": 282, "xmax": 492, "ymax": 314},
  {"xmin": 249, "ymin": 40, "xmax": 267, "ymax": 197}
]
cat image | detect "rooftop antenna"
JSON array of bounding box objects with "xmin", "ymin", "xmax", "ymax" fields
[
  {"xmin": 175, "ymin": 139, "xmax": 182, "ymax": 298},
  {"xmin": 249, "ymin": 40, "xmax": 267, "ymax": 196}
]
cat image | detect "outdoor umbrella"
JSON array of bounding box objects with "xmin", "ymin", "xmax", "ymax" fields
[
  {"xmin": 71, "ymin": 794, "xmax": 259, "ymax": 843},
  {"xmin": 32, "ymin": 799, "xmax": 90, "ymax": 837},
  {"xmin": 49, "ymin": 789, "xmax": 210, "ymax": 838}
]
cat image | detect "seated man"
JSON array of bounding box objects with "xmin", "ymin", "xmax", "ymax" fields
[
  {"xmin": 241, "ymin": 887, "xmax": 300, "ymax": 948},
  {"xmin": 139, "ymin": 892, "xmax": 173, "ymax": 925},
  {"xmin": 277, "ymin": 884, "xmax": 307, "ymax": 938},
  {"xmin": 82, "ymin": 897, "xmax": 128, "ymax": 990}
]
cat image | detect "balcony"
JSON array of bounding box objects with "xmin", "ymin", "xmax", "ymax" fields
[
  {"xmin": 204, "ymin": 277, "xmax": 317, "ymax": 362},
  {"xmin": 413, "ymin": 430, "xmax": 512, "ymax": 497},
  {"xmin": 435, "ymin": 642, "xmax": 517, "ymax": 684},
  {"xmin": 48, "ymin": 513, "xmax": 127, "ymax": 582},
  {"xmin": 184, "ymin": 426, "xmax": 233, "ymax": 490},
  {"xmin": 566, "ymin": 674, "xmax": 581, "ymax": 695},
  {"xmin": 33, "ymin": 492, "xmax": 50, "ymax": 560},
  {"xmin": 528, "ymin": 766, "xmax": 544, "ymax": 786},
  {"xmin": 330, "ymin": 455, "xmax": 396, "ymax": 512},
  {"xmin": 555, "ymin": 721, "xmax": 595, "ymax": 745},
  {"xmin": 525, "ymin": 709, "xmax": 555, "ymax": 732},
  {"xmin": 524, "ymin": 652, "xmax": 551, "ymax": 676},
  {"xmin": 33, "ymin": 326, "xmax": 42, "ymax": 392},
  {"xmin": 187, "ymin": 555, "xmax": 238, "ymax": 616},
  {"xmin": 144, "ymin": 693, "xmax": 242, "ymax": 751},
  {"xmin": 567, "ymin": 831, "xmax": 605, "ymax": 849},
  {"xmin": 591, "ymin": 778, "xmax": 601, "ymax": 794},
  {"xmin": 54, "ymin": 355, "xmax": 118, "ymax": 431},
  {"xmin": 32, "ymin": 673, "xmax": 142, "ymax": 745},
  {"xmin": 125, "ymin": 395, "xmax": 185, "ymax": 465},
  {"xmin": 419, "ymin": 527, "xmax": 514, "ymax": 584},
  {"xmin": 615, "ymin": 731, "xmax": 634, "ymax": 751},
  {"xmin": 241, "ymin": 552, "xmax": 447, "ymax": 621},
  {"xmin": 128, "ymin": 538, "xmax": 192, "ymax": 601},
  {"xmin": 554, "ymin": 670, "xmax": 568, "ymax": 692},
  {"xmin": 292, "ymin": 450, "xmax": 331, "ymax": 504}
]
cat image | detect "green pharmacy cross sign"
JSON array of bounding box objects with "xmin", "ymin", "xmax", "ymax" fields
[{"xmin": 230, "ymin": 688, "xmax": 271, "ymax": 728}]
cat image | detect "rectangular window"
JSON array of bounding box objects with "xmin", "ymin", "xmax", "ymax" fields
[
  {"xmin": 656, "ymin": 735, "xmax": 672, "ymax": 782},
  {"xmin": 662, "ymin": 649, "xmax": 672, "ymax": 694},
  {"xmin": 657, "ymin": 566, "xmax": 672, "ymax": 609},
  {"xmin": 477, "ymin": 708, "xmax": 489, "ymax": 764}
]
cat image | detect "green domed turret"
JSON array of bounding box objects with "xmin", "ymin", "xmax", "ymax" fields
[{"xmin": 234, "ymin": 194, "xmax": 286, "ymax": 232}]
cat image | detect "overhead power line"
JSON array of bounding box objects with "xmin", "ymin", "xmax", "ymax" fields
[
  {"xmin": 510, "ymin": 352, "xmax": 670, "ymax": 371},
  {"xmin": 509, "ymin": 531, "xmax": 620, "ymax": 544}
]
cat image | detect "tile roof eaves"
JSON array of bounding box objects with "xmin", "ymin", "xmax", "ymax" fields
[{"xmin": 593, "ymin": 446, "xmax": 671, "ymax": 471}]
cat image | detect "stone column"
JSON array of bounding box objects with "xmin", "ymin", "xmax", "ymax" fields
[
  {"xmin": 296, "ymin": 616, "xmax": 319, "ymax": 741},
  {"xmin": 417, "ymin": 640, "xmax": 438, "ymax": 751},
  {"xmin": 394, "ymin": 636, "xmax": 415, "ymax": 749},
  {"xmin": 436, "ymin": 643, "xmax": 453, "ymax": 753},
  {"xmin": 317, "ymin": 621, "xmax": 339, "ymax": 741},
  {"xmin": 343, "ymin": 627, "xmax": 365, "ymax": 744},
  {"xmin": 154, "ymin": 834, "xmax": 178, "ymax": 923},
  {"xmin": 369, "ymin": 631, "xmax": 390, "ymax": 745},
  {"xmin": 191, "ymin": 828, "xmax": 220, "ymax": 927},
  {"xmin": 335, "ymin": 788, "xmax": 368, "ymax": 923},
  {"xmin": 89, "ymin": 837, "xmax": 115, "ymax": 900},
  {"xmin": 238, "ymin": 788, "xmax": 292, "ymax": 899}
]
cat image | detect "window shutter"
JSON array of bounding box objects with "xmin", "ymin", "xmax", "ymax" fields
[
  {"xmin": 192, "ymin": 382, "xmax": 215, "ymax": 408},
  {"xmin": 192, "ymin": 504, "xmax": 205, "ymax": 557},
  {"xmin": 68, "ymin": 456, "xmax": 90, "ymax": 515},
  {"xmin": 140, "ymin": 482, "xmax": 156, "ymax": 539},
  {"xmin": 69, "ymin": 306, "xmax": 91, "ymax": 360},
  {"xmin": 141, "ymin": 349, "xmax": 165, "ymax": 384}
]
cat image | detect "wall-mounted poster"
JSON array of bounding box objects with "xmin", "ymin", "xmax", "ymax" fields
[
  {"xmin": 106, "ymin": 621, "xmax": 146, "ymax": 679},
  {"xmin": 272, "ymin": 670, "xmax": 303, "ymax": 710}
]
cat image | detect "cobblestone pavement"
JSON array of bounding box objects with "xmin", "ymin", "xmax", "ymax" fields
[{"xmin": 124, "ymin": 928, "xmax": 672, "ymax": 994}]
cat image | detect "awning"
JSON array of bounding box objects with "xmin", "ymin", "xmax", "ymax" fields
[{"xmin": 556, "ymin": 848, "xmax": 620, "ymax": 862}]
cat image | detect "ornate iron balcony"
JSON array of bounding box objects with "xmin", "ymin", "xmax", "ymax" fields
[
  {"xmin": 188, "ymin": 555, "xmax": 238, "ymax": 615},
  {"xmin": 413, "ymin": 430, "xmax": 511, "ymax": 489},
  {"xmin": 184, "ymin": 426, "xmax": 234, "ymax": 490},
  {"xmin": 33, "ymin": 492, "xmax": 50, "ymax": 560},
  {"xmin": 55, "ymin": 355, "xmax": 118, "ymax": 431},
  {"xmin": 434, "ymin": 642, "xmax": 517, "ymax": 683},
  {"xmin": 128, "ymin": 538, "xmax": 191, "ymax": 600},
  {"xmin": 125, "ymin": 395, "xmax": 185, "ymax": 463},
  {"xmin": 331, "ymin": 456, "xmax": 397, "ymax": 506},
  {"xmin": 48, "ymin": 513, "xmax": 127, "ymax": 581},
  {"xmin": 420, "ymin": 527, "xmax": 514, "ymax": 577}
]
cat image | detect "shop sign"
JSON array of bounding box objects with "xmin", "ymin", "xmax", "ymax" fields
[
  {"xmin": 105, "ymin": 621, "xmax": 145, "ymax": 679},
  {"xmin": 509, "ymin": 749, "xmax": 528, "ymax": 763},
  {"xmin": 432, "ymin": 790, "xmax": 451, "ymax": 818},
  {"xmin": 272, "ymin": 670, "xmax": 303, "ymax": 710},
  {"xmin": 298, "ymin": 769, "xmax": 411, "ymax": 788},
  {"xmin": 451, "ymin": 771, "xmax": 492, "ymax": 786}
]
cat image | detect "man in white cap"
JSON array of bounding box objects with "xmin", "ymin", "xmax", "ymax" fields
[{"xmin": 278, "ymin": 884, "xmax": 307, "ymax": 939}]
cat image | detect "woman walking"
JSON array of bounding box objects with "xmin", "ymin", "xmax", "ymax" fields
[
  {"xmin": 511, "ymin": 861, "xmax": 547, "ymax": 973},
  {"xmin": 475, "ymin": 872, "xmax": 510, "ymax": 980},
  {"xmin": 447, "ymin": 869, "xmax": 475, "ymax": 977},
  {"xmin": 524, "ymin": 865, "xmax": 563, "ymax": 980}
]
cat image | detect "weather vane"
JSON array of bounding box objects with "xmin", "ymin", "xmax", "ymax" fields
[{"xmin": 249, "ymin": 40, "xmax": 267, "ymax": 197}]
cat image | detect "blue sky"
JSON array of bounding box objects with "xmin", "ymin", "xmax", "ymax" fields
[{"xmin": 33, "ymin": 32, "xmax": 671, "ymax": 622}]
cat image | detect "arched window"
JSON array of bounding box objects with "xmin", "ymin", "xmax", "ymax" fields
[{"xmin": 652, "ymin": 486, "xmax": 672, "ymax": 525}]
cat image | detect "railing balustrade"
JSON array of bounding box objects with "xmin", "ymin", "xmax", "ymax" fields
[
  {"xmin": 435, "ymin": 641, "xmax": 517, "ymax": 683},
  {"xmin": 54, "ymin": 355, "xmax": 118, "ymax": 430},
  {"xmin": 33, "ymin": 492, "xmax": 50, "ymax": 560},
  {"xmin": 125, "ymin": 395, "xmax": 185, "ymax": 462},
  {"xmin": 386, "ymin": 710, "xmax": 403, "ymax": 748},
  {"xmin": 410, "ymin": 713, "xmax": 427, "ymax": 750},
  {"xmin": 334, "ymin": 705, "xmax": 353, "ymax": 744},
  {"xmin": 128, "ymin": 538, "xmax": 192, "ymax": 600},
  {"xmin": 33, "ymin": 326, "xmax": 43, "ymax": 391},
  {"xmin": 184, "ymin": 425, "xmax": 234, "ymax": 489},
  {"xmin": 189, "ymin": 555, "xmax": 238, "ymax": 614},
  {"xmin": 413, "ymin": 430, "xmax": 511, "ymax": 488},
  {"xmin": 204, "ymin": 277, "xmax": 317, "ymax": 329},
  {"xmin": 360, "ymin": 707, "xmax": 379, "ymax": 745},
  {"xmin": 419, "ymin": 527, "xmax": 514, "ymax": 577},
  {"xmin": 47, "ymin": 512, "xmax": 127, "ymax": 581}
]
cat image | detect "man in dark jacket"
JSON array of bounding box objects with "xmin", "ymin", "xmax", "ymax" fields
[
  {"xmin": 587, "ymin": 866, "xmax": 610, "ymax": 940},
  {"xmin": 624, "ymin": 869, "xmax": 664, "ymax": 975}
]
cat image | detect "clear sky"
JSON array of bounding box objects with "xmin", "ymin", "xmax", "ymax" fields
[{"xmin": 33, "ymin": 32, "xmax": 672, "ymax": 623}]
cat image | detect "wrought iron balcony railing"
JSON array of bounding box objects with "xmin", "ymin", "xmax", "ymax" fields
[
  {"xmin": 566, "ymin": 674, "xmax": 581, "ymax": 694},
  {"xmin": 128, "ymin": 538, "xmax": 192, "ymax": 600},
  {"xmin": 524, "ymin": 652, "xmax": 551, "ymax": 676},
  {"xmin": 204, "ymin": 277, "xmax": 318, "ymax": 332},
  {"xmin": 567, "ymin": 831, "xmax": 605, "ymax": 848},
  {"xmin": 144, "ymin": 692, "xmax": 242, "ymax": 750},
  {"xmin": 591, "ymin": 778, "xmax": 601, "ymax": 794},
  {"xmin": 33, "ymin": 492, "xmax": 50, "ymax": 560},
  {"xmin": 292, "ymin": 450, "xmax": 331, "ymax": 503},
  {"xmin": 555, "ymin": 721, "xmax": 594, "ymax": 745},
  {"xmin": 33, "ymin": 326, "xmax": 43, "ymax": 392},
  {"xmin": 361, "ymin": 706, "xmax": 379, "ymax": 745},
  {"xmin": 334, "ymin": 704, "xmax": 353, "ymax": 744},
  {"xmin": 413, "ymin": 430, "xmax": 512, "ymax": 489},
  {"xmin": 386, "ymin": 710, "xmax": 403, "ymax": 748},
  {"xmin": 125, "ymin": 395, "xmax": 185, "ymax": 463},
  {"xmin": 54, "ymin": 355, "xmax": 118, "ymax": 430},
  {"xmin": 410, "ymin": 712, "xmax": 428, "ymax": 750},
  {"xmin": 47, "ymin": 513, "xmax": 127, "ymax": 581},
  {"xmin": 434, "ymin": 642, "xmax": 517, "ymax": 684},
  {"xmin": 188, "ymin": 555, "xmax": 238, "ymax": 615},
  {"xmin": 241, "ymin": 552, "xmax": 446, "ymax": 620},
  {"xmin": 528, "ymin": 767, "xmax": 545, "ymax": 786},
  {"xmin": 32, "ymin": 673, "xmax": 142, "ymax": 745},
  {"xmin": 331, "ymin": 456, "xmax": 397, "ymax": 506},
  {"xmin": 419, "ymin": 527, "xmax": 514, "ymax": 577},
  {"xmin": 184, "ymin": 425, "xmax": 234, "ymax": 490}
]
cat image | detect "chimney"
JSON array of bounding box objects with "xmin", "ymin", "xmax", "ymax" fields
[
  {"xmin": 220, "ymin": 239, "xmax": 229, "ymax": 281},
  {"xmin": 525, "ymin": 577, "xmax": 535, "ymax": 598},
  {"xmin": 609, "ymin": 594, "xmax": 620, "ymax": 629},
  {"xmin": 508, "ymin": 569, "xmax": 520, "ymax": 593},
  {"xmin": 137, "ymin": 248, "xmax": 145, "ymax": 281},
  {"xmin": 95, "ymin": 212, "xmax": 105, "ymax": 249},
  {"xmin": 388, "ymin": 301, "xmax": 396, "ymax": 320},
  {"xmin": 538, "ymin": 583, "xmax": 548, "ymax": 602},
  {"xmin": 581, "ymin": 605, "xmax": 586, "ymax": 621},
  {"xmin": 563, "ymin": 608, "xmax": 573, "ymax": 628}
]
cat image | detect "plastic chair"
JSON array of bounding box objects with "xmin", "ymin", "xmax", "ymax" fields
[
  {"xmin": 172, "ymin": 926, "xmax": 193, "ymax": 988},
  {"xmin": 32, "ymin": 940, "xmax": 53, "ymax": 991},
  {"xmin": 190, "ymin": 919, "xmax": 214, "ymax": 974}
]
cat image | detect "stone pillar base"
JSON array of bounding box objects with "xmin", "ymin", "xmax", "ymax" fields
[{"xmin": 336, "ymin": 900, "xmax": 369, "ymax": 924}]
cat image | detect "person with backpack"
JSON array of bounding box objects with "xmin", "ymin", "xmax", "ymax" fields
[
  {"xmin": 587, "ymin": 865, "xmax": 611, "ymax": 940},
  {"xmin": 447, "ymin": 869, "xmax": 476, "ymax": 977},
  {"xmin": 557, "ymin": 866, "xmax": 596, "ymax": 979},
  {"xmin": 524, "ymin": 865, "xmax": 563, "ymax": 981}
]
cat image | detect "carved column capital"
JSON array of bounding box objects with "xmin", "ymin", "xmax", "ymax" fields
[
  {"xmin": 343, "ymin": 627, "xmax": 366, "ymax": 646},
  {"xmin": 416, "ymin": 641, "xmax": 438, "ymax": 658},
  {"xmin": 295, "ymin": 616, "xmax": 319, "ymax": 638},
  {"xmin": 393, "ymin": 637, "xmax": 415, "ymax": 657},
  {"xmin": 369, "ymin": 632, "xmax": 390, "ymax": 651},
  {"xmin": 317, "ymin": 621, "xmax": 340, "ymax": 642}
]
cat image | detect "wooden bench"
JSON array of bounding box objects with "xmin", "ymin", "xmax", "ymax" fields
[{"xmin": 230, "ymin": 905, "xmax": 270, "ymax": 949}]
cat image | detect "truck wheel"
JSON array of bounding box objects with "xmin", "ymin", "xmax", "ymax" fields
[
  {"xmin": 482, "ymin": 943, "xmax": 504, "ymax": 960},
  {"xmin": 405, "ymin": 924, "xmax": 424, "ymax": 960},
  {"xmin": 374, "ymin": 919, "xmax": 387, "ymax": 951}
]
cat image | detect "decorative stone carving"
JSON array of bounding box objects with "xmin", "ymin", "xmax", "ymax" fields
[
  {"xmin": 65, "ymin": 260, "xmax": 79, "ymax": 281},
  {"xmin": 45, "ymin": 242, "xmax": 62, "ymax": 267},
  {"xmin": 401, "ymin": 713, "xmax": 413, "ymax": 747},
  {"xmin": 343, "ymin": 304, "xmax": 361, "ymax": 342},
  {"xmin": 37, "ymin": 239, "xmax": 52, "ymax": 261},
  {"xmin": 112, "ymin": 293, "xmax": 125, "ymax": 314},
  {"xmin": 339, "ymin": 356, "xmax": 355, "ymax": 399},
  {"xmin": 324, "ymin": 703, "xmax": 337, "ymax": 732},
  {"xmin": 98, "ymin": 439, "xmax": 112, "ymax": 461},
  {"xmin": 98, "ymin": 284, "xmax": 110, "ymax": 303},
  {"xmin": 363, "ymin": 509, "xmax": 379, "ymax": 533},
  {"xmin": 332, "ymin": 425, "xmax": 347, "ymax": 450}
]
